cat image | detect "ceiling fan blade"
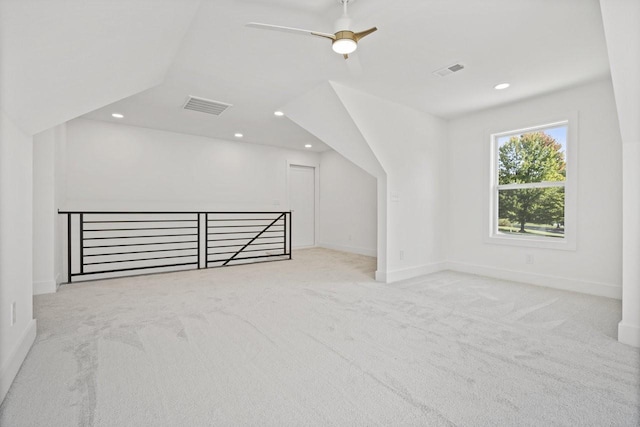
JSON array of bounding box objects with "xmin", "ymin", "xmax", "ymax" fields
[
  {"xmin": 246, "ymin": 23, "xmax": 335, "ymax": 40},
  {"xmin": 353, "ymin": 27, "xmax": 377, "ymax": 42}
]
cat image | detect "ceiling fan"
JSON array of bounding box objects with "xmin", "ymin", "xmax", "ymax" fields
[{"xmin": 246, "ymin": 0, "xmax": 377, "ymax": 59}]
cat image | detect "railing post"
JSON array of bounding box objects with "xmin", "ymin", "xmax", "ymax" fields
[
  {"xmin": 197, "ymin": 213, "xmax": 201, "ymax": 269},
  {"xmin": 67, "ymin": 213, "xmax": 72, "ymax": 283},
  {"xmin": 79, "ymin": 213, "xmax": 84, "ymax": 274},
  {"xmin": 283, "ymin": 211, "xmax": 287, "ymax": 256},
  {"xmin": 204, "ymin": 213, "xmax": 208, "ymax": 268},
  {"xmin": 289, "ymin": 211, "xmax": 292, "ymax": 259}
]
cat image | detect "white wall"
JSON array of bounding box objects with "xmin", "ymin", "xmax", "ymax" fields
[
  {"xmin": 285, "ymin": 82, "xmax": 448, "ymax": 282},
  {"xmin": 54, "ymin": 124, "xmax": 67, "ymax": 287},
  {"xmin": 32, "ymin": 123, "xmax": 67, "ymax": 294},
  {"xmin": 65, "ymin": 119, "xmax": 320, "ymax": 212},
  {"xmin": 319, "ymin": 150, "xmax": 377, "ymax": 257},
  {"xmin": 33, "ymin": 129, "xmax": 56, "ymax": 294},
  {"xmin": 332, "ymin": 83, "xmax": 449, "ymax": 282},
  {"xmin": 0, "ymin": 110, "xmax": 37, "ymax": 403},
  {"xmin": 283, "ymin": 82, "xmax": 388, "ymax": 275},
  {"xmin": 446, "ymin": 79, "xmax": 622, "ymax": 298},
  {"xmin": 600, "ymin": 0, "xmax": 640, "ymax": 346}
]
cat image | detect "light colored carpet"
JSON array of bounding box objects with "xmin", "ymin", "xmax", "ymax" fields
[{"xmin": 1, "ymin": 248, "xmax": 638, "ymax": 426}]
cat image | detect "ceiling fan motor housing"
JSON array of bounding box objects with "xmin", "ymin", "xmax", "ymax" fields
[
  {"xmin": 332, "ymin": 30, "xmax": 358, "ymax": 54},
  {"xmin": 246, "ymin": 0, "xmax": 375, "ymax": 58},
  {"xmin": 334, "ymin": 15, "xmax": 353, "ymax": 32}
]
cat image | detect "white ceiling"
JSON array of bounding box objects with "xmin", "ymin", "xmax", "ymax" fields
[
  {"xmin": 0, "ymin": 0, "xmax": 201, "ymax": 135},
  {"xmin": 72, "ymin": 0, "xmax": 609, "ymax": 152}
]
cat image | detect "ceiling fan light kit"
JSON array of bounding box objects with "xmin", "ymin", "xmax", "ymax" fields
[
  {"xmin": 246, "ymin": 0, "xmax": 376, "ymax": 59},
  {"xmin": 332, "ymin": 33, "xmax": 358, "ymax": 54}
]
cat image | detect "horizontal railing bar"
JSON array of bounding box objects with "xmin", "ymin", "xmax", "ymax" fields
[
  {"xmin": 206, "ymin": 237, "xmax": 256, "ymax": 242},
  {"xmin": 229, "ymin": 253, "xmax": 288, "ymax": 261},
  {"xmin": 207, "ymin": 218, "xmax": 282, "ymax": 222},
  {"xmin": 83, "ymin": 233, "xmax": 198, "ymax": 240},
  {"xmin": 207, "ymin": 236, "xmax": 283, "ymax": 242},
  {"xmin": 207, "ymin": 221, "xmax": 280, "ymax": 225},
  {"xmin": 71, "ymin": 262, "xmax": 198, "ymax": 276},
  {"xmin": 84, "ymin": 254, "xmax": 197, "ymax": 266},
  {"xmin": 83, "ymin": 248, "xmax": 197, "ymax": 257},
  {"xmin": 83, "ymin": 227, "xmax": 197, "ymax": 232},
  {"xmin": 207, "ymin": 230, "xmax": 283, "ymax": 235},
  {"xmin": 85, "ymin": 241, "xmax": 198, "ymax": 249},
  {"xmin": 206, "ymin": 241, "xmax": 284, "ymax": 249},
  {"xmin": 60, "ymin": 211, "xmax": 288, "ymax": 214},
  {"xmin": 207, "ymin": 247, "xmax": 285, "ymax": 256},
  {"xmin": 207, "ymin": 256, "xmax": 291, "ymax": 268},
  {"xmin": 84, "ymin": 220, "xmax": 196, "ymax": 223},
  {"xmin": 207, "ymin": 224, "xmax": 283, "ymax": 229},
  {"xmin": 207, "ymin": 230, "xmax": 282, "ymax": 236},
  {"xmin": 208, "ymin": 225, "xmax": 283, "ymax": 229},
  {"xmin": 208, "ymin": 253, "xmax": 289, "ymax": 263},
  {"xmin": 207, "ymin": 242, "xmax": 284, "ymax": 249}
]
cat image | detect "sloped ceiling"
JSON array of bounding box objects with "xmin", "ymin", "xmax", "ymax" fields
[
  {"xmin": 1, "ymin": 0, "xmax": 611, "ymax": 150},
  {"xmin": 0, "ymin": 0, "xmax": 201, "ymax": 135},
  {"xmin": 600, "ymin": 0, "xmax": 640, "ymax": 144}
]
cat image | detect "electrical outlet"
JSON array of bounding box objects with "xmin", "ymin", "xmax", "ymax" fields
[
  {"xmin": 525, "ymin": 254, "xmax": 534, "ymax": 264},
  {"xmin": 11, "ymin": 301, "xmax": 16, "ymax": 326},
  {"xmin": 400, "ymin": 250, "xmax": 405, "ymax": 260}
]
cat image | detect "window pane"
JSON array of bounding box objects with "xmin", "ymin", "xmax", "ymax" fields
[
  {"xmin": 497, "ymin": 187, "xmax": 565, "ymax": 238},
  {"xmin": 497, "ymin": 126, "xmax": 567, "ymax": 185}
]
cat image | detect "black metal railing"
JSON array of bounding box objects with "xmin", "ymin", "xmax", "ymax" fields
[{"xmin": 59, "ymin": 211, "xmax": 292, "ymax": 283}]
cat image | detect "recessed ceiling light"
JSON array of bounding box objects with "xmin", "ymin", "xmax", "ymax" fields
[
  {"xmin": 274, "ymin": 111, "xmax": 284, "ymax": 117},
  {"xmin": 234, "ymin": 133, "xmax": 243, "ymax": 138},
  {"xmin": 305, "ymin": 144, "xmax": 312, "ymax": 148},
  {"xmin": 112, "ymin": 113, "xmax": 124, "ymax": 118},
  {"xmin": 494, "ymin": 83, "xmax": 510, "ymax": 90}
]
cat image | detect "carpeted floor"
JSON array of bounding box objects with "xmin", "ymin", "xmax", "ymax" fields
[{"xmin": 1, "ymin": 248, "xmax": 638, "ymax": 426}]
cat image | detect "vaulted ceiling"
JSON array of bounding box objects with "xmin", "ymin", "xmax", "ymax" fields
[{"xmin": 1, "ymin": 0, "xmax": 610, "ymax": 152}]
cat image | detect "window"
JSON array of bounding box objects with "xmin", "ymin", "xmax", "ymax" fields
[{"xmin": 489, "ymin": 118, "xmax": 576, "ymax": 249}]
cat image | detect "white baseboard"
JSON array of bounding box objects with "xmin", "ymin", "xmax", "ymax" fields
[
  {"xmin": 292, "ymin": 245, "xmax": 316, "ymax": 250},
  {"xmin": 618, "ymin": 322, "xmax": 640, "ymax": 348},
  {"xmin": 0, "ymin": 319, "xmax": 37, "ymax": 404},
  {"xmin": 33, "ymin": 278, "xmax": 59, "ymax": 295},
  {"xmin": 445, "ymin": 261, "xmax": 622, "ymax": 300},
  {"xmin": 377, "ymin": 262, "xmax": 447, "ymax": 283},
  {"xmin": 318, "ymin": 242, "xmax": 376, "ymax": 257}
]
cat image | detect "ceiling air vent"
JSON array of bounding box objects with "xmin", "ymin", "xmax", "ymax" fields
[
  {"xmin": 432, "ymin": 63, "xmax": 465, "ymax": 77},
  {"xmin": 183, "ymin": 96, "xmax": 232, "ymax": 116}
]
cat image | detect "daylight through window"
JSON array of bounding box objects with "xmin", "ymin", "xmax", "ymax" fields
[{"xmin": 493, "ymin": 122, "xmax": 568, "ymax": 241}]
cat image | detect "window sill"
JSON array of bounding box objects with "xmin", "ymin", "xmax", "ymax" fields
[{"xmin": 486, "ymin": 233, "xmax": 576, "ymax": 251}]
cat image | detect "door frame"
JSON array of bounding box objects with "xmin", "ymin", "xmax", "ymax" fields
[{"xmin": 286, "ymin": 160, "xmax": 320, "ymax": 248}]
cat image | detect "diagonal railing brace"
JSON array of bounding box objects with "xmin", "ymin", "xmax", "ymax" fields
[{"xmin": 222, "ymin": 213, "xmax": 285, "ymax": 266}]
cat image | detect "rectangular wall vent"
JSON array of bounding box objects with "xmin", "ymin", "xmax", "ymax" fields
[
  {"xmin": 183, "ymin": 96, "xmax": 232, "ymax": 116},
  {"xmin": 433, "ymin": 63, "xmax": 465, "ymax": 77}
]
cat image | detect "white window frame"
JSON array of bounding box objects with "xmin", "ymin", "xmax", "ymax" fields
[{"xmin": 487, "ymin": 114, "xmax": 577, "ymax": 250}]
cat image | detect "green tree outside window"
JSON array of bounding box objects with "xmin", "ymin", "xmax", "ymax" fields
[{"xmin": 497, "ymin": 130, "xmax": 566, "ymax": 237}]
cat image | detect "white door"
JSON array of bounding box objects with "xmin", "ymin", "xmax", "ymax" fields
[{"xmin": 289, "ymin": 165, "xmax": 315, "ymax": 248}]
